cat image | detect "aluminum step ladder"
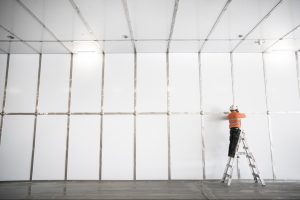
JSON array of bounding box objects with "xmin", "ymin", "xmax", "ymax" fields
[{"xmin": 221, "ymin": 130, "xmax": 266, "ymax": 186}]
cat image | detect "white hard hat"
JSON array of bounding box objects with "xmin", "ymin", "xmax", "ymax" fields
[{"xmin": 230, "ymin": 105, "xmax": 238, "ymax": 111}]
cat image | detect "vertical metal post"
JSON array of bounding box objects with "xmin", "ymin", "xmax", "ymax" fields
[
  {"xmin": 0, "ymin": 54, "xmax": 10, "ymax": 144},
  {"xmin": 28, "ymin": 54, "xmax": 42, "ymax": 195},
  {"xmin": 29, "ymin": 53, "xmax": 42, "ymax": 181},
  {"xmin": 198, "ymin": 52, "xmax": 206, "ymax": 180},
  {"xmin": 133, "ymin": 52, "xmax": 137, "ymax": 180},
  {"xmin": 262, "ymin": 53, "xmax": 276, "ymax": 180},
  {"xmin": 295, "ymin": 51, "xmax": 300, "ymax": 100},
  {"xmin": 64, "ymin": 53, "xmax": 74, "ymax": 181},
  {"xmin": 229, "ymin": 53, "xmax": 240, "ymax": 178},
  {"xmin": 99, "ymin": 52, "xmax": 105, "ymax": 180},
  {"xmin": 167, "ymin": 53, "xmax": 171, "ymax": 180}
]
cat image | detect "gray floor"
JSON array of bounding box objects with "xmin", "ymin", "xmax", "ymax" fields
[{"xmin": 0, "ymin": 180, "xmax": 300, "ymax": 199}]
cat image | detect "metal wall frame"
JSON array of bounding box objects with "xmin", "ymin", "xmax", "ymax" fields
[
  {"xmin": 0, "ymin": 51, "xmax": 300, "ymax": 182},
  {"xmin": 0, "ymin": 54, "xmax": 10, "ymax": 144},
  {"xmin": 262, "ymin": 53, "xmax": 276, "ymax": 180}
]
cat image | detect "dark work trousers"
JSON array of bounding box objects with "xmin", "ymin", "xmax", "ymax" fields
[{"xmin": 228, "ymin": 128, "xmax": 241, "ymax": 158}]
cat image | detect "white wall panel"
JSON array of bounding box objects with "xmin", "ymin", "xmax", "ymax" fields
[
  {"xmin": 0, "ymin": 116, "xmax": 34, "ymax": 180},
  {"xmin": 271, "ymin": 114, "xmax": 300, "ymax": 179},
  {"xmin": 67, "ymin": 116, "xmax": 100, "ymax": 180},
  {"xmin": 5, "ymin": 54, "xmax": 39, "ymax": 113},
  {"xmin": 0, "ymin": 0, "xmax": 54, "ymax": 41},
  {"xmin": 102, "ymin": 115, "xmax": 134, "ymax": 180},
  {"xmin": 210, "ymin": 0, "xmax": 279, "ymax": 40},
  {"xmin": 237, "ymin": 114, "xmax": 273, "ymax": 179},
  {"xmin": 247, "ymin": 0, "xmax": 300, "ymax": 40},
  {"xmin": 71, "ymin": 53, "xmax": 102, "ymax": 112},
  {"xmin": 73, "ymin": 0, "xmax": 130, "ymax": 40},
  {"xmin": 28, "ymin": 42, "xmax": 70, "ymax": 54},
  {"xmin": 202, "ymin": 53, "xmax": 232, "ymax": 112},
  {"xmin": 137, "ymin": 54, "xmax": 167, "ymax": 112},
  {"xmin": 204, "ymin": 115, "xmax": 228, "ymax": 179},
  {"xmin": 265, "ymin": 52, "xmax": 300, "ymax": 111},
  {"xmin": 0, "ymin": 41, "xmax": 38, "ymax": 54},
  {"xmin": 0, "ymin": 54, "xmax": 7, "ymax": 110},
  {"xmin": 202, "ymin": 40, "xmax": 238, "ymax": 53},
  {"xmin": 38, "ymin": 54, "xmax": 70, "ymax": 112},
  {"xmin": 169, "ymin": 53, "xmax": 200, "ymax": 112},
  {"xmin": 233, "ymin": 53, "xmax": 266, "ymax": 112},
  {"xmin": 104, "ymin": 54, "xmax": 134, "ymax": 112},
  {"xmin": 21, "ymin": 0, "xmax": 93, "ymax": 41},
  {"xmin": 173, "ymin": 0, "xmax": 227, "ymax": 39},
  {"xmin": 169, "ymin": 41, "xmax": 203, "ymax": 53},
  {"xmin": 234, "ymin": 39, "xmax": 275, "ymax": 53},
  {"xmin": 127, "ymin": 0, "xmax": 173, "ymax": 39},
  {"xmin": 32, "ymin": 116, "xmax": 67, "ymax": 180},
  {"xmin": 64, "ymin": 41, "xmax": 101, "ymax": 54},
  {"xmin": 135, "ymin": 41, "xmax": 167, "ymax": 53},
  {"xmin": 170, "ymin": 115, "xmax": 202, "ymax": 179},
  {"xmin": 103, "ymin": 41, "xmax": 134, "ymax": 53},
  {"xmin": 136, "ymin": 115, "xmax": 168, "ymax": 180}
]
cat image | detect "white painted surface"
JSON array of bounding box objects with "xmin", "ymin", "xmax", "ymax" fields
[
  {"xmin": 201, "ymin": 53, "xmax": 232, "ymax": 112},
  {"xmin": 172, "ymin": 0, "xmax": 227, "ymax": 39},
  {"xmin": 136, "ymin": 53, "xmax": 167, "ymax": 112},
  {"xmin": 204, "ymin": 115, "xmax": 228, "ymax": 179},
  {"xmin": 0, "ymin": 116, "xmax": 34, "ymax": 180},
  {"xmin": 271, "ymin": 114, "xmax": 300, "ymax": 179},
  {"xmin": 38, "ymin": 54, "xmax": 70, "ymax": 112},
  {"xmin": 136, "ymin": 115, "xmax": 168, "ymax": 180},
  {"xmin": 5, "ymin": 54, "xmax": 39, "ymax": 113},
  {"xmin": 169, "ymin": 53, "xmax": 200, "ymax": 112},
  {"xmin": 170, "ymin": 115, "xmax": 202, "ymax": 179},
  {"xmin": 233, "ymin": 53, "xmax": 267, "ymax": 112},
  {"xmin": 1, "ymin": 52, "xmax": 300, "ymax": 180},
  {"xmin": 104, "ymin": 54, "xmax": 134, "ymax": 112},
  {"xmin": 71, "ymin": 53, "xmax": 102, "ymax": 112},
  {"xmin": 32, "ymin": 116, "xmax": 67, "ymax": 180},
  {"xmin": 102, "ymin": 115, "xmax": 134, "ymax": 180},
  {"xmin": 21, "ymin": 0, "xmax": 93, "ymax": 41},
  {"xmin": 209, "ymin": 0, "xmax": 279, "ymax": 40},
  {"xmin": 127, "ymin": 0, "xmax": 174, "ymax": 40},
  {"xmin": 265, "ymin": 52, "xmax": 300, "ymax": 111},
  {"xmin": 67, "ymin": 116, "xmax": 100, "ymax": 180},
  {"xmin": 73, "ymin": 0, "xmax": 130, "ymax": 40}
]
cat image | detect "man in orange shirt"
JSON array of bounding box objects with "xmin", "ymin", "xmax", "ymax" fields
[{"xmin": 227, "ymin": 105, "xmax": 246, "ymax": 158}]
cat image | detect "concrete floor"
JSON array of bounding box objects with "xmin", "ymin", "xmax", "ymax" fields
[{"xmin": 0, "ymin": 180, "xmax": 300, "ymax": 199}]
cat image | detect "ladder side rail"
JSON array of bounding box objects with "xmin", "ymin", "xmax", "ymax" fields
[
  {"xmin": 222, "ymin": 157, "xmax": 233, "ymax": 182},
  {"xmin": 227, "ymin": 135, "xmax": 243, "ymax": 186},
  {"xmin": 241, "ymin": 131, "xmax": 266, "ymax": 186}
]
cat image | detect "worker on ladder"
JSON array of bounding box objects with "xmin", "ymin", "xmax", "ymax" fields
[{"xmin": 227, "ymin": 105, "xmax": 246, "ymax": 158}]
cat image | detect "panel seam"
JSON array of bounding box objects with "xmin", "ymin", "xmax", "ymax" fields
[{"xmin": 0, "ymin": 54, "xmax": 10, "ymax": 144}]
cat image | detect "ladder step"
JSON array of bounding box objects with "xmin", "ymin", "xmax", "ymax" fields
[
  {"xmin": 249, "ymin": 164, "xmax": 256, "ymax": 168},
  {"xmin": 226, "ymin": 164, "xmax": 233, "ymax": 168},
  {"xmin": 246, "ymin": 155, "xmax": 252, "ymax": 159},
  {"xmin": 252, "ymin": 173, "xmax": 259, "ymax": 178},
  {"xmin": 225, "ymin": 173, "xmax": 231, "ymax": 178}
]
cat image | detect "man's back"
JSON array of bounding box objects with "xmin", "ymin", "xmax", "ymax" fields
[{"xmin": 227, "ymin": 111, "xmax": 246, "ymax": 128}]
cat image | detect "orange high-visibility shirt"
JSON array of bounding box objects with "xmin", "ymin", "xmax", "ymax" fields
[{"xmin": 227, "ymin": 111, "xmax": 246, "ymax": 128}]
